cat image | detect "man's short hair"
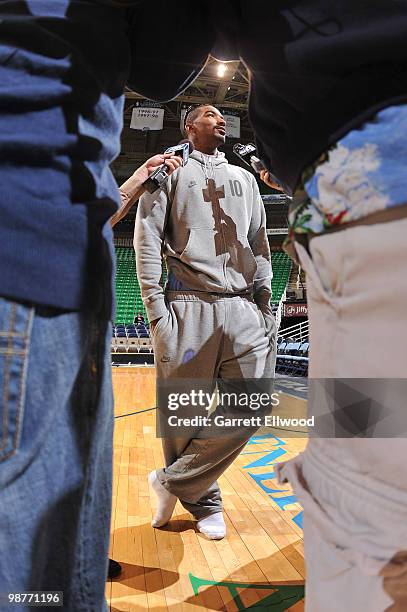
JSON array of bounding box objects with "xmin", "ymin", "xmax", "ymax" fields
[{"xmin": 183, "ymin": 104, "xmax": 214, "ymax": 135}]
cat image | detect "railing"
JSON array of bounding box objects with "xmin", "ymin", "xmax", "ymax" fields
[
  {"xmin": 114, "ymin": 237, "xmax": 133, "ymax": 248},
  {"xmin": 274, "ymin": 288, "xmax": 286, "ymax": 331},
  {"xmin": 111, "ymin": 337, "xmax": 153, "ymax": 354},
  {"xmin": 266, "ymin": 228, "xmax": 288, "ymax": 235},
  {"xmin": 278, "ymin": 319, "xmax": 309, "ymax": 343}
]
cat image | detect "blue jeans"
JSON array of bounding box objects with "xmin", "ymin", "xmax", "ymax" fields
[{"xmin": 0, "ymin": 297, "xmax": 113, "ymax": 611}]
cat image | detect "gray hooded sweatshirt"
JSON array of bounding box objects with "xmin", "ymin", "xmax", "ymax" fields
[{"xmin": 134, "ymin": 150, "xmax": 272, "ymax": 322}]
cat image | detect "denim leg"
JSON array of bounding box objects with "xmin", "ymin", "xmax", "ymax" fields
[{"xmin": 0, "ymin": 297, "xmax": 113, "ymax": 612}]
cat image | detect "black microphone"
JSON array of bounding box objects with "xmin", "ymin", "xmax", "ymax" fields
[
  {"xmin": 143, "ymin": 139, "xmax": 194, "ymax": 194},
  {"xmin": 233, "ymin": 142, "xmax": 286, "ymax": 192}
]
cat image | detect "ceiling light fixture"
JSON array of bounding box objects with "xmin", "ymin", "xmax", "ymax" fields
[{"xmin": 217, "ymin": 63, "xmax": 227, "ymax": 78}]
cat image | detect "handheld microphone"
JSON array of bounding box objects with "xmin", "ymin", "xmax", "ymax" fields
[
  {"xmin": 233, "ymin": 143, "xmax": 285, "ymax": 192},
  {"xmin": 143, "ymin": 139, "xmax": 194, "ymax": 194}
]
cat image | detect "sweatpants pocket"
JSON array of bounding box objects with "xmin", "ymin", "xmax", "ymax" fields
[
  {"xmin": 260, "ymin": 303, "xmax": 277, "ymax": 340},
  {"xmin": 151, "ymin": 308, "xmax": 171, "ymax": 339},
  {"xmin": 0, "ymin": 297, "xmax": 34, "ymax": 462}
]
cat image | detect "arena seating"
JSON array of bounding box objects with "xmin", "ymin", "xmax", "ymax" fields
[
  {"xmin": 276, "ymin": 337, "xmax": 309, "ymax": 376},
  {"xmin": 114, "ymin": 248, "xmax": 297, "ymax": 362},
  {"xmin": 115, "ymin": 247, "xmax": 292, "ymax": 324},
  {"xmin": 111, "ymin": 322, "xmax": 153, "ymax": 353},
  {"xmin": 115, "ymin": 247, "xmax": 145, "ymax": 324},
  {"xmin": 271, "ymin": 251, "xmax": 292, "ymax": 304},
  {"xmin": 114, "ymin": 247, "xmax": 166, "ymax": 325}
]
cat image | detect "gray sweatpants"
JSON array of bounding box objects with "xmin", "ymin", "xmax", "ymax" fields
[{"xmin": 151, "ymin": 291, "xmax": 276, "ymax": 519}]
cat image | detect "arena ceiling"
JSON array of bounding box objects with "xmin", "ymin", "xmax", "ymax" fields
[
  {"xmin": 112, "ymin": 57, "xmax": 251, "ymax": 182},
  {"xmin": 124, "ymin": 56, "xmax": 250, "ymax": 110},
  {"xmin": 112, "ymin": 56, "xmax": 290, "ymax": 236}
]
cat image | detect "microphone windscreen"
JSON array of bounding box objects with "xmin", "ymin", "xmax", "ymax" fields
[{"xmin": 178, "ymin": 138, "xmax": 194, "ymax": 153}]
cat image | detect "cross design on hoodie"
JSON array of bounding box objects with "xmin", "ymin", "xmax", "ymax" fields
[
  {"xmin": 202, "ymin": 178, "xmax": 225, "ymax": 211},
  {"xmin": 202, "ymin": 178, "xmax": 228, "ymax": 256}
]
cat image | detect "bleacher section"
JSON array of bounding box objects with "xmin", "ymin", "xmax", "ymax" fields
[
  {"xmin": 112, "ymin": 322, "xmax": 152, "ymax": 354},
  {"xmin": 115, "ymin": 248, "xmax": 145, "ymax": 324},
  {"xmin": 114, "ymin": 247, "xmax": 167, "ymax": 325},
  {"xmin": 276, "ymin": 339, "xmax": 309, "ymax": 376},
  {"xmin": 115, "ymin": 247, "xmax": 292, "ymax": 324},
  {"xmin": 271, "ymin": 251, "xmax": 292, "ymax": 304},
  {"xmin": 161, "ymin": 261, "xmax": 168, "ymax": 288},
  {"xmin": 113, "ymin": 248, "xmax": 307, "ymax": 370},
  {"xmin": 275, "ymin": 319, "xmax": 309, "ymax": 376}
]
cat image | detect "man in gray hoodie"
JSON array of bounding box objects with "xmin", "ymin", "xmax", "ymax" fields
[{"xmin": 134, "ymin": 104, "xmax": 275, "ymax": 539}]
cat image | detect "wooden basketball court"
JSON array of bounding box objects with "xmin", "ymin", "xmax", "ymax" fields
[{"xmin": 107, "ymin": 366, "xmax": 307, "ymax": 611}]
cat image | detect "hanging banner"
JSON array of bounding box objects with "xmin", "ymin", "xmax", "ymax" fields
[
  {"xmin": 130, "ymin": 107, "xmax": 164, "ymax": 131},
  {"xmin": 224, "ymin": 114, "xmax": 240, "ymax": 138}
]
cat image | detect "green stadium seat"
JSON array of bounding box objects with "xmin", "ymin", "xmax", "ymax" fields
[
  {"xmin": 115, "ymin": 248, "xmax": 291, "ymax": 323},
  {"xmin": 114, "ymin": 247, "xmax": 168, "ymax": 325},
  {"xmin": 271, "ymin": 251, "xmax": 292, "ymax": 304}
]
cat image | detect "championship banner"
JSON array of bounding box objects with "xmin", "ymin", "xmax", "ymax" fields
[
  {"xmin": 224, "ymin": 114, "xmax": 240, "ymax": 138},
  {"xmin": 130, "ymin": 106, "xmax": 164, "ymax": 131}
]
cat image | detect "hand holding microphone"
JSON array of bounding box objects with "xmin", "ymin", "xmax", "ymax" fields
[
  {"xmin": 111, "ymin": 151, "xmax": 184, "ymax": 227},
  {"xmin": 138, "ymin": 152, "xmax": 184, "ymax": 185},
  {"xmin": 142, "ymin": 139, "xmax": 194, "ymax": 194},
  {"xmin": 233, "ymin": 142, "xmax": 286, "ymax": 193},
  {"xmin": 259, "ymin": 169, "xmax": 284, "ymax": 192}
]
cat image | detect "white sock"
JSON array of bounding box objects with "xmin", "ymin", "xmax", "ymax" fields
[
  {"xmin": 148, "ymin": 470, "xmax": 177, "ymax": 528},
  {"xmin": 196, "ymin": 512, "xmax": 226, "ymax": 540}
]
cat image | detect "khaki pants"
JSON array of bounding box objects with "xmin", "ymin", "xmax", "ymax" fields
[
  {"xmin": 278, "ymin": 217, "xmax": 407, "ymax": 611},
  {"xmin": 152, "ymin": 291, "xmax": 276, "ymax": 519}
]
